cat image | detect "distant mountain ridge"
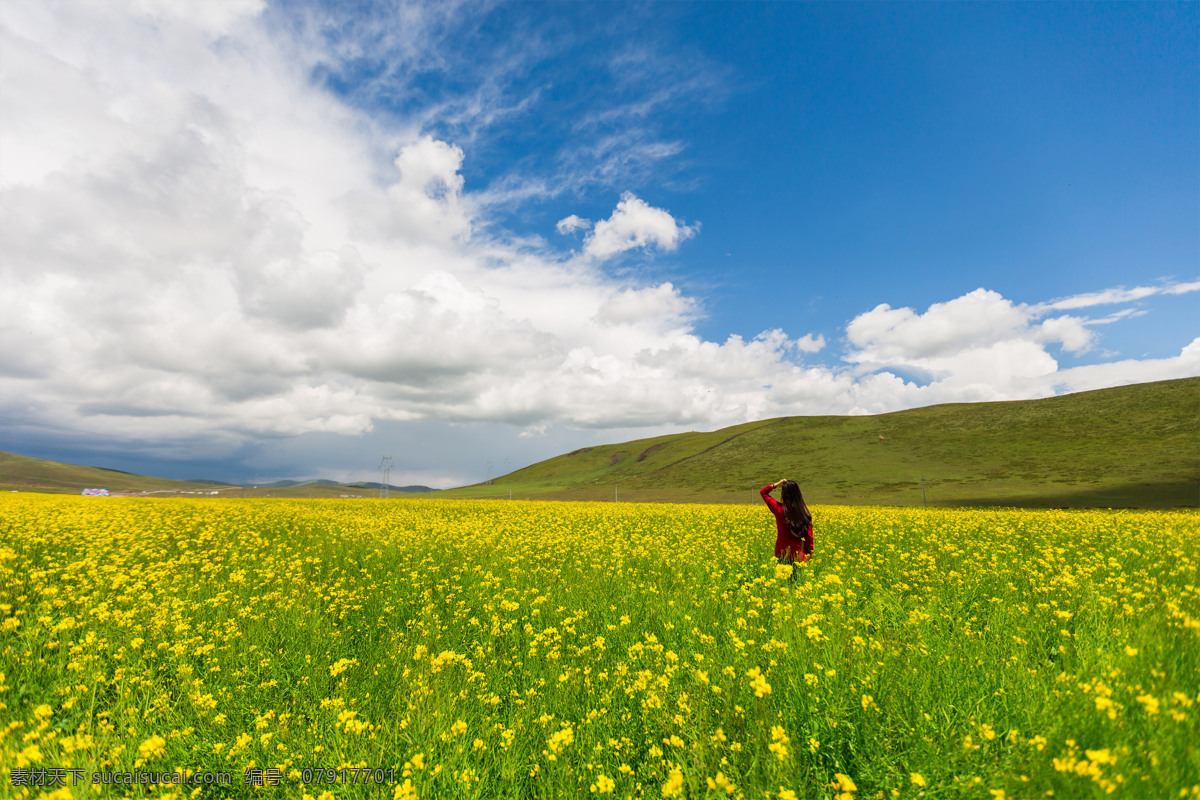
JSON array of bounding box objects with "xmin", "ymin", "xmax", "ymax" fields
[
  {"xmin": 255, "ymin": 479, "xmax": 342, "ymax": 488},
  {"xmin": 348, "ymin": 481, "xmax": 435, "ymax": 493},
  {"xmin": 257, "ymin": 479, "xmax": 434, "ymax": 492}
]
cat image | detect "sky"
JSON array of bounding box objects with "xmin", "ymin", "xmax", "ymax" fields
[{"xmin": 1, "ymin": 0, "xmax": 1196, "ymax": 488}]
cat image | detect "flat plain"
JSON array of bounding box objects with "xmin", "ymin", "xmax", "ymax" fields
[{"xmin": 3, "ymin": 494, "xmax": 1198, "ymax": 798}]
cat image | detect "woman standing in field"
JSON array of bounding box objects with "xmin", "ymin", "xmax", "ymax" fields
[{"xmin": 760, "ymin": 479, "xmax": 813, "ymax": 572}]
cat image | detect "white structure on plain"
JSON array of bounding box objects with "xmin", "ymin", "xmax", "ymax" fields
[{"xmin": 379, "ymin": 456, "xmax": 394, "ymax": 499}]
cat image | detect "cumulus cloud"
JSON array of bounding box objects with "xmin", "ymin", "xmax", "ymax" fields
[
  {"xmin": 1035, "ymin": 315, "xmax": 1094, "ymax": 354},
  {"xmin": 843, "ymin": 283, "xmax": 1197, "ymax": 378},
  {"xmin": 1047, "ymin": 338, "xmax": 1200, "ymax": 393},
  {"xmin": 1, "ymin": 1, "xmax": 1196, "ymax": 486},
  {"xmin": 340, "ymin": 136, "xmax": 471, "ymax": 244},
  {"xmin": 794, "ymin": 334, "xmax": 826, "ymax": 354},
  {"xmin": 839, "ymin": 284, "xmax": 1197, "ymax": 405},
  {"xmin": 555, "ymin": 214, "xmax": 591, "ymax": 235},
  {"xmin": 594, "ymin": 283, "xmax": 695, "ymax": 326},
  {"xmin": 846, "ymin": 289, "xmax": 1029, "ymax": 363},
  {"xmin": 582, "ymin": 192, "xmax": 696, "ymax": 259}
]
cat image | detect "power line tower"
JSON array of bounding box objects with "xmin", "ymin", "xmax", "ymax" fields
[{"xmin": 378, "ymin": 456, "xmax": 393, "ymax": 499}]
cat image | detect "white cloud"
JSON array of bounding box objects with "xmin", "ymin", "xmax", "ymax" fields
[
  {"xmin": 1036, "ymin": 281, "xmax": 1200, "ymax": 312},
  {"xmin": 582, "ymin": 192, "xmax": 697, "ymax": 259},
  {"xmin": 1035, "ymin": 315, "xmax": 1095, "ymax": 354},
  {"xmin": 1, "ymin": 1, "xmax": 1196, "ymax": 486},
  {"xmin": 341, "ymin": 136, "xmax": 471, "ymax": 244},
  {"xmin": 594, "ymin": 282, "xmax": 694, "ymax": 326},
  {"xmin": 555, "ymin": 214, "xmax": 591, "ymax": 235},
  {"xmin": 846, "ymin": 289, "xmax": 1029, "ymax": 363},
  {"xmin": 126, "ymin": 0, "xmax": 265, "ymax": 37},
  {"xmin": 794, "ymin": 334, "xmax": 826, "ymax": 354},
  {"xmin": 842, "ymin": 282, "xmax": 1199, "ymax": 381},
  {"xmin": 1045, "ymin": 338, "xmax": 1200, "ymax": 394},
  {"xmin": 1088, "ymin": 307, "xmax": 1145, "ymax": 325},
  {"xmin": 839, "ymin": 286, "xmax": 1197, "ymax": 408},
  {"xmin": 1165, "ymin": 280, "xmax": 1200, "ymax": 296}
]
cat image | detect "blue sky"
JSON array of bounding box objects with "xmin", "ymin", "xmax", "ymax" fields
[
  {"xmin": 1, "ymin": 1, "xmax": 1196, "ymax": 486},
  {"xmin": 300, "ymin": 1, "xmax": 1198, "ymax": 351}
]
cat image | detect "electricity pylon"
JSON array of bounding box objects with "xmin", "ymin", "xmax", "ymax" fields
[{"xmin": 379, "ymin": 456, "xmax": 393, "ymax": 499}]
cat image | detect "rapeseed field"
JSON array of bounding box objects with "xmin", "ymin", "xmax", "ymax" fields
[{"xmin": 1, "ymin": 495, "xmax": 1197, "ymax": 799}]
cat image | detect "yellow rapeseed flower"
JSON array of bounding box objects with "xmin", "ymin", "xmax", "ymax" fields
[
  {"xmin": 661, "ymin": 767, "xmax": 684, "ymax": 797},
  {"xmin": 746, "ymin": 666, "xmax": 772, "ymax": 698},
  {"xmin": 138, "ymin": 735, "xmax": 166, "ymax": 760},
  {"xmin": 329, "ymin": 658, "xmax": 356, "ymax": 677}
]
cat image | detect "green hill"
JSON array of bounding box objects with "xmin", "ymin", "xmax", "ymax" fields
[
  {"xmin": 0, "ymin": 451, "xmax": 225, "ymax": 495},
  {"xmin": 0, "ymin": 453, "xmax": 383, "ymax": 498},
  {"xmin": 441, "ymin": 377, "xmax": 1200, "ymax": 508}
]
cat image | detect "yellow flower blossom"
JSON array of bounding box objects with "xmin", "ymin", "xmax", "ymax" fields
[
  {"xmin": 746, "ymin": 666, "xmax": 772, "ymax": 698},
  {"xmin": 137, "ymin": 735, "xmax": 166, "ymax": 760},
  {"xmin": 329, "ymin": 658, "xmax": 356, "ymax": 677},
  {"xmin": 662, "ymin": 767, "xmax": 684, "ymax": 797},
  {"xmin": 707, "ymin": 773, "xmax": 736, "ymax": 795}
]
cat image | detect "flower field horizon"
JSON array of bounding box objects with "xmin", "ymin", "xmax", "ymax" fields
[{"xmin": 2, "ymin": 495, "xmax": 1198, "ymax": 799}]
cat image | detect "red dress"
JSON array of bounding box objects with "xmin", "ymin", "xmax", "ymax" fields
[{"xmin": 760, "ymin": 485, "xmax": 813, "ymax": 562}]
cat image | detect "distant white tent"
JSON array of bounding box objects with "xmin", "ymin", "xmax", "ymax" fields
[{"xmin": 81, "ymin": 488, "xmax": 110, "ymax": 496}]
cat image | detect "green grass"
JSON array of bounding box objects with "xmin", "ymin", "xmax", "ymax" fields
[
  {"xmin": 442, "ymin": 378, "xmax": 1200, "ymax": 508},
  {"xmin": 0, "ymin": 451, "xmax": 221, "ymax": 495}
]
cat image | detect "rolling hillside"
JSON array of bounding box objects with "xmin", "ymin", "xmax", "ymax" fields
[
  {"xmin": 442, "ymin": 377, "xmax": 1200, "ymax": 508},
  {"xmin": 0, "ymin": 452, "xmax": 229, "ymax": 495},
  {"xmin": 0, "ymin": 452, "xmax": 429, "ymax": 497}
]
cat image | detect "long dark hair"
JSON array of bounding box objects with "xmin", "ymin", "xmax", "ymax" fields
[{"xmin": 779, "ymin": 480, "xmax": 812, "ymax": 535}]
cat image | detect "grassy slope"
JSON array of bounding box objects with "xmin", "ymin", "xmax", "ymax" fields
[
  {"xmin": 441, "ymin": 377, "xmax": 1200, "ymax": 507},
  {"xmin": 0, "ymin": 451, "xmax": 211, "ymax": 494},
  {"xmin": 0, "ymin": 452, "xmax": 394, "ymax": 498}
]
